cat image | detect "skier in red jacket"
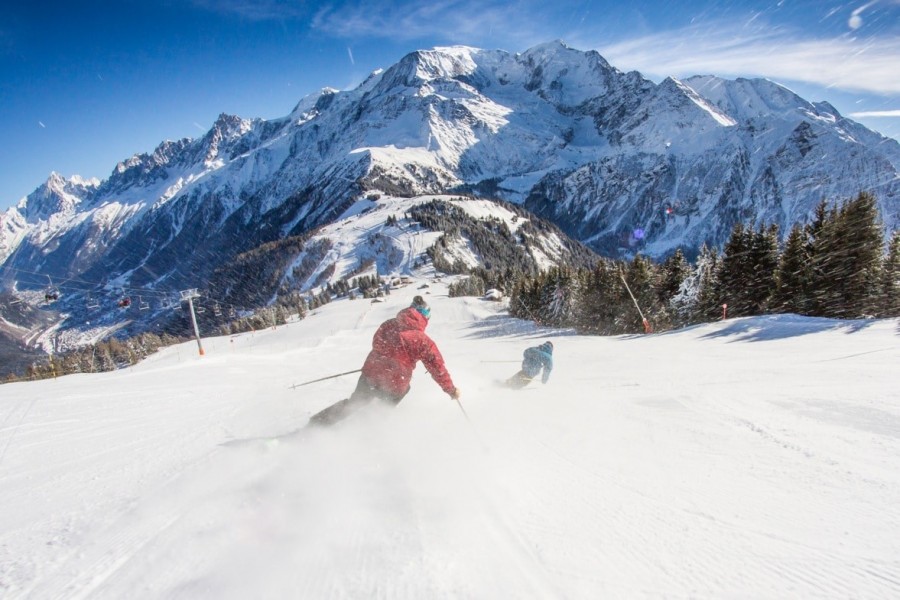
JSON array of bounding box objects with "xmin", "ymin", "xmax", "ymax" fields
[{"xmin": 309, "ymin": 295, "xmax": 460, "ymax": 426}]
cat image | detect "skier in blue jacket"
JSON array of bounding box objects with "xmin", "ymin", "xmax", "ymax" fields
[{"xmin": 505, "ymin": 341, "xmax": 553, "ymax": 389}]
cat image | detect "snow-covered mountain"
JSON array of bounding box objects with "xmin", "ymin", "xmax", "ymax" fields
[
  {"xmin": 526, "ymin": 71, "xmax": 900, "ymax": 254},
  {"xmin": 2, "ymin": 41, "xmax": 899, "ymax": 298}
]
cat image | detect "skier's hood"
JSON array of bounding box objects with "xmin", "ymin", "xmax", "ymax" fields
[{"xmin": 395, "ymin": 306, "xmax": 428, "ymax": 331}]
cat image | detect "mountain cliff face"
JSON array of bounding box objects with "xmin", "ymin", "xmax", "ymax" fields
[
  {"xmin": 524, "ymin": 72, "xmax": 900, "ymax": 255},
  {"xmin": 2, "ymin": 41, "xmax": 898, "ymax": 300}
]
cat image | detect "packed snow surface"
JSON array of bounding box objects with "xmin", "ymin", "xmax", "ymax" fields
[{"xmin": 1, "ymin": 281, "xmax": 898, "ymax": 598}]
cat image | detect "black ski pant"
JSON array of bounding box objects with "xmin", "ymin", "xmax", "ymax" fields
[{"xmin": 308, "ymin": 374, "xmax": 408, "ymax": 427}]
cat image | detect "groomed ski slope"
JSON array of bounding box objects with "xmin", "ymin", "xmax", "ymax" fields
[{"xmin": 1, "ymin": 280, "xmax": 899, "ymax": 599}]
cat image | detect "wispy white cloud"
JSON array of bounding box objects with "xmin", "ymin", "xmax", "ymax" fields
[
  {"xmin": 593, "ymin": 23, "xmax": 900, "ymax": 96},
  {"xmin": 347, "ymin": 46, "xmax": 355, "ymax": 65},
  {"xmin": 38, "ymin": 121, "xmax": 45, "ymax": 128},
  {"xmin": 850, "ymin": 0, "xmax": 900, "ymax": 29},
  {"xmin": 192, "ymin": 0, "xmax": 899, "ymax": 101},
  {"xmin": 311, "ymin": 0, "xmax": 547, "ymax": 47},
  {"xmin": 311, "ymin": 2, "xmax": 899, "ymax": 99},
  {"xmin": 850, "ymin": 109, "xmax": 900, "ymax": 117}
]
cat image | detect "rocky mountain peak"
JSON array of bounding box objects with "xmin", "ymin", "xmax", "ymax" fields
[
  {"xmin": 198, "ymin": 113, "xmax": 253, "ymax": 164},
  {"xmin": 16, "ymin": 172, "xmax": 98, "ymax": 222}
]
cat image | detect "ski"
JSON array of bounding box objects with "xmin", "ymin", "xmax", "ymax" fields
[{"xmin": 221, "ymin": 427, "xmax": 309, "ymax": 449}]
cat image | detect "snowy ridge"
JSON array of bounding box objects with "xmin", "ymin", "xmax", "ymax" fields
[
  {"xmin": 671, "ymin": 78, "xmax": 737, "ymax": 127},
  {"xmin": 0, "ymin": 288, "xmax": 897, "ymax": 598},
  {"xmin": 283, "ymin": 194, "xmax": 573, "ymax": 292}
]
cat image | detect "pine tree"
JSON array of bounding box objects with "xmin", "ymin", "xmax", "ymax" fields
[
  {"xmin": 836, "ymin": 192, "xmax": 883, "ymax": 317},
  {"xmin": 573, "ymin": 262, "xmax": 621, "ymax": 334},
  {"xmin": 807, "ymin": 199, "xmax": 841, "ymax": 316},
  {"xmin": 657, "ymin": 248, "xmax": 690, "ymax": 307},
  {"xmin": 879, "ymin": 230, "xmax": 900, "ymax": 317},
  {"xmin": 541, "ymin": 267, "xmax": 577, "ymax": 326},
  {"xmin": 772, "ymin": 223, "xmax": 811, "ymax": 314},
  {"xmin": 718, "ymin": 223, "xmax": 753, "ymax": 316},
  {"xmin": 745, "ymin": 224, "xmax": 779, "ymax": 314},
  {"xmin": 94, "ymin": 343, "xmax": 116, "ymax": 371},
  {"xmin": 693, "ymin": 244, "xmax": 722, "ymax": 322},
  {"xmin": 805, "ymin": 193, "xmax": 884, "ymax": 317},
  {"xmin": 509, "ymin": 275, "xmax": 543, "ymax": 323},
  {"xmin": 107, "ymin": 338, "xmax": 135, "ymax": 367},
  {"xmin": 621, "ymin": 255, "xmax": 664, "ymax": 332}
]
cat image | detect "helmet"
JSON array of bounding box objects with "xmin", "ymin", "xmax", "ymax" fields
[{"xmin": 411, "ymin": 295, "xmax": 431, "ymax": 319}]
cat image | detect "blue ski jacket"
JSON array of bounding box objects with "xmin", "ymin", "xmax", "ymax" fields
[{"xmin": 522, "ymin": 342, "xmax": 553, "ymax": 383}]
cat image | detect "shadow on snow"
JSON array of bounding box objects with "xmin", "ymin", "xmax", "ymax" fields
[
  {"xmin": 461, "ymin": 313, "xmax": 574, "ymax": 342},
  {"xmin": 696, "ymin": 314, "xmax": 880, "ymax": 343}
]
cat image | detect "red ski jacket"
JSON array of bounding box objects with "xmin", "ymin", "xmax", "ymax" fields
[{"xmin": 361, "ymin": 307, "xmax": 456, "ymax": 397}]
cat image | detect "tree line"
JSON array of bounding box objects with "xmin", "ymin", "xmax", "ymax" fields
[
  {"xmin": 4, "ymin": 331, "xmax": 184, "ymax": 383},
  {"xmin": 480, "ymin": 192, "xmax": 898, "ymax": 333}
]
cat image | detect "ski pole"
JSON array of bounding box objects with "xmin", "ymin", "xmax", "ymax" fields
[
  {"xmin": 455, "ymin": 397, "xmax": 474, "ymax": 424},
  {"xmin": 454, "ymin": 397, "xmax": 489, "ymax": 452},
  {"xmin": 289, "ymin": 369, "xmax": 362, "ymax": 389}
]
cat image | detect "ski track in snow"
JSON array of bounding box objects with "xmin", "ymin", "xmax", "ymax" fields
[{"xmin": 1, "ymin": 282, "xmax": 898, "ymax": 598}]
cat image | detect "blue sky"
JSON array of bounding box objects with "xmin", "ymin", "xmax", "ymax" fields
[{"xmin": 1, "ymin": 0, "xmax": 899, "ymax": 210}]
